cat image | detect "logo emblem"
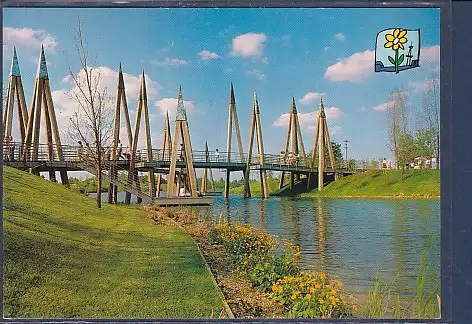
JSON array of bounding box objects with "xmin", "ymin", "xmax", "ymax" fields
[{"xmin": 375, "ymin": 28, "xmax": 420, "ymax": 74}]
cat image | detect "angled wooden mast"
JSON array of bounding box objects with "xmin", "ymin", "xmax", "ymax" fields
[
  {"xmin": 308, "ymin": 98, "xmax": 336, "ymax": 191},
  {"xmin": 201, "ymin": 141, "xmax": 215, "ymax": 194},
  {"xmin": 279, "ymin": 96, "xmax": 308, "ymax": 189},
  {"xmin": 126, "ymin": 71, "xmax": 155, "ymax": 203},
  {"xmin": 224, "ymin": 82, "xmax": 246, "ymax": 198},
  {"xmin": 24, "ymin": 45, "xmax": 69, "ymax": 187},
  {"xmin": 244, "ymin": 91, "xmax": 269, "ymax": 199},
  {"xmin": 108, "ymin": 63, "xmax": 134, "ymax": 203},
  {"xmin": 167, "ymin": 86, "xmax": 198, "ymax": 198},
  {"xmin": 156, "ymin": 111, "xmax": 172, "ymax": 197},
  {"xmin": 3, "ymin": 47, "xmax": 29, "ymax": 150}
]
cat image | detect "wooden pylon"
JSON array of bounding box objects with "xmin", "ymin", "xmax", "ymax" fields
[
  {"xmin": 279, "ymin": 96, "xmax": 308, "ymax": 189},
  {"xmin": 244, "ymin": 91, "xmax": 269, "ymax": 199},
  {"xmin": 156, "ymin": 111, "xmax": 172, "ymax": 197},
  {"xmin": 3, "ymin": 48, "xmax": 29, "ymax": 155},
  {"xmin": 24, "ymin": 45, "xmax": 69, "ymax": 187},
  {"xmin": 126, "ymin": 71, "xmax": 155, "ymax": 204},
  {"xmin": 224, "ymin": 82, "xmax": 246, "ymax": 198},
  {"xmin": 201, "ymin": 141, "xmax": 215, "ymax": 194},
  {"xmin": 167, "ymin": 86, "xmax": 198, "ymax": 198},
  {"xmin": 108, "ymin": 63, "xmax": 134, "ymax": 204},
  {"xmin": 308, "ymin": 98, "xmax": 336, "ymax": 191}
]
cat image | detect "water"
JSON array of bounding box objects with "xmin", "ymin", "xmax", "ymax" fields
[{"xmin": 92, "ymin": 192, "xmax": 440, "ymax": 295}]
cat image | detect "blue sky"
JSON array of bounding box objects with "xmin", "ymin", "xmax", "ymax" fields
[{"xmin": 3, "ymin": 8, "xmax": 440, "ymax": 165}]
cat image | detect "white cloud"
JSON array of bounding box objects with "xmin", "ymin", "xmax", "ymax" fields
[
  {"xmin": 273, "ymin": 107, "xmax": 343, "ymax": 128},
  {"xmin": 154, "ymin": 98, "xmax": 196, "ymax": 119},
  {"xmin": 298, "ymin": 92, "xmax": 325, "ymax": 105},
  {"xmin": 421, "ymin": 45, "xmax": 440, "ymax": 62},
  {"xmin": 330, "ymin": 125, "xmax": 342, "ymax": 135},
  {"xmin": 152, "ymin": 57, "xmax": 188, "ymax": 67},
  {"xmin": 246, "ymin": 69, "xmax": 266, "ymax": 80},
  {"xmin": 371, "ymin": 100, "xmax": 393, "ymax": 111},
  {"xmin": 324, "ymin": 50, "xmax": 375, "ymax": 82},
  {"xmin": 408, "ymin": 79, "xmax": 433, "ymax": 92},
  {"xmin": 198, "ymin": 50, "xmax": 220, "ymax": 61},
  {"xmin": 230, "ymin": 33, "xmax": 267, "ymax": 58},
  {"xmin": 3, "ymin": 27, "xmax": 58, "ymax": 65},
  {"xmin": 335, "ymin": 33, "xmax": 346, "ymax": 41},
  {"xmin": 51, "ymin": 67, "xmax": 160, "ymax": 144}
]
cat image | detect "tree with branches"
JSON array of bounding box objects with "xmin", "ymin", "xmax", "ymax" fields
[
  {"xmin": 422, "ymin": 79, "xmax": 440, "ymax": 169},
  {"xmin": 386, "ymin": 90, "xmax": 409, "ymax": 168},
  {"xmin": 67, "ymin": 18, "xmax": 113, "ymax": 208}
]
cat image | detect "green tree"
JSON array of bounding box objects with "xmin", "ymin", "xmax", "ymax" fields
[
  {"xmin": 397, "ymin": 133, "xmax": 418, "ymax": 179},
  {"xmin": 309, "ymin": 141, "xmax": 344, "ymax": 168},
  {"xmin": 415, "ymin": 127, "xmax": 435, "ymax": 159}
]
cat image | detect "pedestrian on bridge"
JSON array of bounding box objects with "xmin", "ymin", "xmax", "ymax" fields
[
  {"xmin": 280, "ymin": 151, "xmax": 286, "ymax": 165},
  {"xmin": 9, "ymin": 136, "xmax": 15, "ymax": 161},
  {"xmin": 117, "ymin": 140, "xmax": 123, "ymax": 160},
  {"xmin": 215, "ymin": 149, "xmax": 220, "ymax": 162},
  {"xmin": 77, "ymin": 141, "xmax": 83, "ymax": 160},
  {"xmin": 287, "ymin": 152, "xmax": 294, "ymax": 166}
]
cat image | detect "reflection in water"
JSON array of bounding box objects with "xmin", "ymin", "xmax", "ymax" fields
[
  {"xmin": 392, "ymin": 200, "xmax": 409, "ymax": 294},
  {"xmin": 209, "ymin": 196, "xmax": 439, "ymax": 295},
  {"xmin": 316, "ymin": 197, "xmax": 328, "ymax": 273}
]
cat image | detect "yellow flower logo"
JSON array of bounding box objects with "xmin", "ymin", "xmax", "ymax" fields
[
  {"xmin": 384, "ymin": 28, "xmax": 408, "ymax": 51},
  {"xmin": 383, "ymin": 28, "xmax": 408, "ymax": 74}
]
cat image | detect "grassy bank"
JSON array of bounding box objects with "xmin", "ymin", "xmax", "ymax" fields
[
  {"xmin": 230, "ymin": 177, "xmax": 280, "ymax": 196},
  {"xmin": 3, "ymin": 166, "xmax": 224, "ymax": 318},
  {"xmin": 302, "ymin": 169, "xmax": 439, "ymax": 198}
]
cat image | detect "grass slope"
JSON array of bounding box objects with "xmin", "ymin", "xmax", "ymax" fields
[
  {"xmin": 302, "ymin": 169, "xmax": 439, "ymax": 198},
  {"xmin": 3, "ymin": 166, "xmax": 223, "ymax": 318}
]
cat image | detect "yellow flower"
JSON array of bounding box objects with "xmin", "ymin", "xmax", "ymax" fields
[
  {"xmin": 291, "ymin": 293, "xmax": 298, "ymax": 300},
  {"xmin": 272, "ymin": 284, "xmax": 278, "ymax": 291},
  {"xmin": 306, "ymin": 293, "xmax": 312, "ymax": 300},
  {"xmin": 299, "ymin": 282, "xmax": 305, "ymax": 288},
  {"xmin": 319, "ymin": 272, "xmax": 327, "ymax": 281},
  {"xmin": 309, "ymin": 287, "xmax": 315, "ymax": 293},
  {"xmin": 384, "ymin": 28, "xmax": 408, "ymax": 51},
  {"xmin": 315, "ymin": 283, "xmax": 322, "ymax": 289},
  {"xmin": 319, "ymin": 299, "xmax": 324, "ymax": 305}
]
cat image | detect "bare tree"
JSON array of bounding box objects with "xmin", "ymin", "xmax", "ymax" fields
[
  {"xmin": 67, "ymin": 18, "xmax": 113, "ymax": 208},
  {"xmin": 386, "ymin": 89, "xmax": 409, "ymax": 168},
  {"xmin": 422, "ymin": 79, "xmax": 440, "ymax": 169}
]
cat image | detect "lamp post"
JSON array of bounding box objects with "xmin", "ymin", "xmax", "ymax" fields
[{"xmin": 343, "ymin": 139, "xmax": 349, "ymax": 168}]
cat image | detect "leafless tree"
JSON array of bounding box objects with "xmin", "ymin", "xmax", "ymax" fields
[
  {"xmin": 67, "ymin": 18, "xmax": 113, "ymax": 208},
  {"xmin": 422, "ymin": 79, "xmax": 440, "ymax": 169},
  {"xmin": 386, "ymin": 89, "xmax": 409, "ymax": 168}
]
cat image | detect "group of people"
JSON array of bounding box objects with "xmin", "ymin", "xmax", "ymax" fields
[
  {"xmin": 381, "ymin": 158, "xmax": 392, "ymax": 169},
  {"xmin": 3, "ymin": 136, "xmax": 15, "ymax": 161},
  {"xmin": 280, "ymin": 151, "xmax": 300, "ymax": 166}
]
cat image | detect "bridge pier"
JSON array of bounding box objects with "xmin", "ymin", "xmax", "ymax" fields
[{"xmin": 225, "ymin": 82, "xmax": 247, "ymax": 199}]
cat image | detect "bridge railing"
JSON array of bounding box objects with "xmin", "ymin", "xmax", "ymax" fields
[{"xmin": 2, "ymin": 142, "xmax": 361, "ymax": 172}]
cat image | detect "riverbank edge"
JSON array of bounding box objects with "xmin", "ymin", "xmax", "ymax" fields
[
  {"xmin": 300, "ymin": 194, "xmax": 440, "ymax": 199},
  {"xmin": 167, "ymin": 218, "xmax": 235, "ymax": 319}
]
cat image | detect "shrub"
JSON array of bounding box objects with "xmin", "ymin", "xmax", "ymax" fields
[{"xmin": 271, "ymin": 272, "xmax": 354, "ymax": 318}]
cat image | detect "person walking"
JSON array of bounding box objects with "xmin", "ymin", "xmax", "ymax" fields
[
  {"xmin": 77, "ymin": 141, "xmax": 83, "ymax": 160},
  {"xmin": 280, "ymin": 151, "xmax": 285, "ymax": 165},
  {"xmin": 215, "ymin": 148, "xmax": 220, "ymax": 162},
  {"xmin": 382, "ymin": 158, "xmax": 387, "ymax": 169},
  {"xmin": 9, "ymin": 136, "xmax": 15, "ymax": 161}
]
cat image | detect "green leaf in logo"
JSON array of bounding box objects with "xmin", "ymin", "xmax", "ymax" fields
[
  {"xmin": 398, "ymin": 54, "xmax": 404, "ymax": 65},
  {"xmin": 388, "ymin": 56, "xmax": 395, "ymax": 65}
]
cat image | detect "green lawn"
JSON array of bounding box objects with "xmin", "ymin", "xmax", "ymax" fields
[
  {"xmin": 302, "ymin": 169, "xmax": 439, "ymax": 198},
  {"xmin": 3, "ymin": 166, "xmax": 223, "ymax": 318},
  {"xmin": 229, "ymin": 177, "xmax": 280, "ymax": 196}
]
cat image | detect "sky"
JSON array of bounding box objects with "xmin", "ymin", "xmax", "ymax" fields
[{"xmin": 3, "ymin": 8, "xmax": 440, "ymax": 172}]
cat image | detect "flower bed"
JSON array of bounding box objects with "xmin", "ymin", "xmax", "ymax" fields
[{"xmin": 207, "ymin": 220, "xmax": 355, "ymax": 318}]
